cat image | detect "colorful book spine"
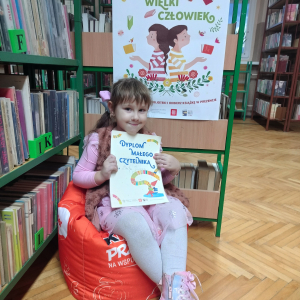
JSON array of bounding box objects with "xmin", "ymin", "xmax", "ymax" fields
[{"xmin": 0, "ymin": 104, "xmax": 9, "ymax": 174}]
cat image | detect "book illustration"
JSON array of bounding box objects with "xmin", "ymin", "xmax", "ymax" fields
[
  {"xmin": 203, "ymin": 0, "xmax": 213, "ymax": 4},
  {"xmin": 146, "ymin": 139, "xmax": 158, "ymax": 145},
  {"xmin": 112, "ymin": 194, "xmax": 122, "ymax": 205},
  {"xmin": 131, "ymin": 169, "xmax": 164, "ymax": 198},
  {"xmin": 215, "ymin": 38, "xmax": 220, "ymax": 43},
  {"xmin": 123, "ymin": 43, "xmax": 136, "ymax": 54},
  {"xmin": 127, "ymin": 15, "xmax": 133, "ymax": 30},
  {"xmin": 113, "ymin": 134, "xmax": 122, "ymax": 138},
  {"xmin": 201, "ymin": 44, "xmax": 214, "ymax": 54},
  {"xmin": 199, "ymin": 31, "xmax": 206, "ymax": 36},
  {"xmin": 144, "ymin": 9, "xmax": 156, "ymax": 18}
]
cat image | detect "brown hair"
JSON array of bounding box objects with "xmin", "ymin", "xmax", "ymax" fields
[
  {"xmin": 149, "ymin": 24, "xmax": 170, "ymax": 74},
  {"xmin": 168, "ymin": 25, "xmax": 188, "ymax": 48},
  {"xmin": 91, "ymin": 78, "xmax": 152, "ymax": 131}
]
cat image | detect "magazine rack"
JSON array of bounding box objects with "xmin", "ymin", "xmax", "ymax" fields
[{"xmin": 82, "ymin": 0, "xmax": 248, "ymax": 237}]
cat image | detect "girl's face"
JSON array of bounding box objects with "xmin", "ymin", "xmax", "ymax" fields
[
  {"xmin": 109, "ymin": 100, "xmax": 149, "ymax": 135},
  {"xmin": 147, "ymin": 31, "xmax": 159, "ymax": 48},
  {"xmin": 174, "ymin": 29, "xmax": 190, "ymax": 49}
]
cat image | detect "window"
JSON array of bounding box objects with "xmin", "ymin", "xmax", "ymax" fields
[{"xmin": 229, "ymin": 0, "xmax": 257, "ymax": 60}]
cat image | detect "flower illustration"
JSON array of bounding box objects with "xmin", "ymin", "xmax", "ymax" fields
[
  {"xmin": 204, "ymin": 66, "xmax": 208, "ymax": 70},
  {"xmin": 129, "ymin": 64, "xmax": 133, "ymax": 68},
  {"xmin": 138, "ymin": 69, "xmax": 147, "ymax": 77},
  {"xmin": 123, "ymin": 74, "xmax": 128, "ymax": 78},
  {"xmin": 118, "ymin": 30, "xmax": 124, "ymax": 36},
  {"xmin": 178, "ymin": 75, "xmax": 189, "ymax": 82},
  {"xmin": 146, "ymin": 74, "xmax": 157, "ymax": 81},
  {"xmin": 208, "ymin": 76, "xmax": 213, "ymax": 81},
  {"xmin": 189, "ymin": 70, "xmax": 198, "ymax": 79},
  {"xmin": 163, "ymin": 78, "xmax": 171, "ymax": 87},
  {"xmin": 194, "ymin": 91, "xmax": 200, "ymax": 97}
]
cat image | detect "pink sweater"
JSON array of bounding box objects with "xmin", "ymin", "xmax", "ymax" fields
[{"xmin": 73, "ymin": 132, "xmax": 175, "ymax": 189}]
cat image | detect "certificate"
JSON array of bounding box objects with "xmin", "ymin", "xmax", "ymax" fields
[{"xmin": 110, "ymin": 130, "xmax": 169, "ymax": 208}]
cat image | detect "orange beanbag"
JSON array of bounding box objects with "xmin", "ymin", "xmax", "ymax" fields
[{"xmin": 58, "ymin": 182, "xmax": 160, "ymax": 300}]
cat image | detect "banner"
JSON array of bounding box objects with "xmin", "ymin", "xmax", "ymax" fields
[
  {"xmin": 113, "ymin": 0, "xmax": 230, "ymax": 120},
  {"xmin": 110, "ymin": 131, "xmax": 168, "ymax": 208}
]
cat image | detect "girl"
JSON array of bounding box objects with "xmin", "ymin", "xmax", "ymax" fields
[
  {"xmin": 168, "ymin": 25, "xmax": 207, "ymax": 83},
  {"xmin": 130, "ymin": 24, "xmax": 169, "ymax": 81},
  {"xmin": 73, "ymin": 78, "xmax": 201, "ymax": 299}
]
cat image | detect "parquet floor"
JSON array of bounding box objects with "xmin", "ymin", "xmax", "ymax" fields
[{"xmin": 4, "ymin": 119, "xmax": 300, "ymax": 300}]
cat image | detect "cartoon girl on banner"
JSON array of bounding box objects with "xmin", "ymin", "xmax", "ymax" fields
[
  {"xmin": 130, "ymin": 24, "xmax": 169, "ymax": 82},
  {"xmin": 168, "ymin": 25, "xmax": 207, "ymax": 83}
]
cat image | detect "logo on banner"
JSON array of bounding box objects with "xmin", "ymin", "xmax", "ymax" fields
[{"xmin": 171, "ymin": 109, "xmax": 177, "ymax": 116}]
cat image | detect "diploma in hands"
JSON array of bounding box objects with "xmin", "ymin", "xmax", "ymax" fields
[{"xmin": 110, "ymin": 130, "xmax": 169, "ymax": 208}]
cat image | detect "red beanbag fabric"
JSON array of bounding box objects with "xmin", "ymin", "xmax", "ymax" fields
[{"xmin": 58, "ymin": 182, "xmax": 160, "ymax": 300}]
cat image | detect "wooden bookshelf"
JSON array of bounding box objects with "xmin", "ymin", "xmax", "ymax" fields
[{"xmin": 252, "ymin": 0, "xmax": 300, "ymax": 131}]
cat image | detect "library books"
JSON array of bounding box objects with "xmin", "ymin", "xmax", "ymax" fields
[
  {"xmin": 0, "ymin": 155, "xmax": 76, "ymax": 286},
  {"xmin": 257, "ymin": 79, "xmax": 287, "ymax": 96},
  {"xmin": 264, "ymin": 33, "xmax": 292, "ymax": 50},
  {"xmin": 286, "ymin": 4, "xmax": 300, "ymax": 21},
  {"xmin": 219, "ymin": 93, "xmax": 229, "ymax": 119},
  {"xmin": 0, "ymin": 75, "xmax": 79, "ymax": 176},
  {"xmin": 172, "ymin": 160, "xmax": 221, "ymax": 191},
  {"xmin": 267, "ymin": 8, "xmax": 285, "ymax": 29},
  {"xmin": 103, "ymin": 73, "xmax": 113, "ymax": 88},
  {"xmin": 260, "ymin": 55, "xmax": 289, "ymax": 73},
  {"xmin": 84, "ymin": 73, "xmax": 95, "ymax": 88},
  {"xmin": 82, "ymin": 11, "xmax": 112, "ymax": 33},
  {"xmin": 84, "ymin": 94, "xmax": 106, "ymax": 114},
  {"xmin": 254, "ymin": 98, "xmax": 286, "ymax": 120},
  {"xmin": 0, "ymin": 0, "xmax": 74, "ymax": 59}
]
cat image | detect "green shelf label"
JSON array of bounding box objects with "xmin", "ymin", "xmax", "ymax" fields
[
  {"xmin": 8, "ymin": 29, "xmax": 27, "ymax": 53},
  {"xmin": 28, "ymin": 132, "xmax": 53, "ymax": 158},
  {"xmin": 35, "ymin": 228, "xmax": 44, "ymax": 251}
]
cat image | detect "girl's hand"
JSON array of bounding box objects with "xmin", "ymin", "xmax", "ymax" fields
[
  {"xmin": 95, "ymin": 154, "xmax": 118, "ymax": 185},
  {"xmin": 153, "ymin": 153, "xmax": 181, "ymax": 176}
]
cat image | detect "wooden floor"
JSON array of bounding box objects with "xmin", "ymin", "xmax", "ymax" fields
[{"xmin": 4, "ymin": 118, "xmax": 300, "ymax": 300}]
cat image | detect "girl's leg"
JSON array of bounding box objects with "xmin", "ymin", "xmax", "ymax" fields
[
  {"xmin": 113, "ymin": 211, "xmax": 162, "ymax": 284},
  {"xmin": 160, "ymin": 225, "xmax": 187, "ymax": 275}
]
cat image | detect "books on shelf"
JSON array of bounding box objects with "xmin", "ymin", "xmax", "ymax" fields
[
  {"xmin": 254, "ymin": 98, "xmax": 286, "ymax": 120},
  {"xmin": 257, "ymin": 79, "xmax": 287, "ymax": 96},
  {"xmin": 83, "ymin": 73, "xmax": 95, "ymax": 88},
  {"xmin": 0, "ymin": 0, "xmax": 74, "ymax": 59},
  {"xmin": 0, "ymin": 155, "xmax": 76, "ymax": 285},
  {"xmin": 171, "ymin": 160, "xmax": 221, "ymax": 191},
  {"xmin": 286, "ymin": 4, "xmax": 299, "ymax": 21},
  {"xmin": 260, "ymin": 55, "xmax": 289, "ymax": 72},
  {"xmin": 0, "ymin": 75, "xmax": 79, "ymax": 177},
  {"xmin": 268, "ymin": 0, "xmax": 279, "ymax": 7},
  {"xmin": 219, "ymin": 93, "xmax": 229, "ymax": 119},
  {"xmin": 82, "ymin": 11, "xmax": 112, "ymax": 33},
  {"xmin": 267, "ymin": 8, "xmax": 285, "ymax": 29},
  {"xmin": 264, "ymin": 33, "xmax": 292, "ymax": 50},
  {"xmin": 103, "ymin": 73, "xmax": 113, "ymax": 88},
  {"xmin": 84, "ymin": 94, "xmax": 106, "ymax": 114}
]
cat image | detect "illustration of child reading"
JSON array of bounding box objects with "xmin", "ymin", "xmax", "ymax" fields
[
  {"xmin": 168, "ymin": 25, "xmax": 207, "ymax": 82},
  {"xmin": 130, "ymin": 24, "xmax": 169, "ymax": 81}
]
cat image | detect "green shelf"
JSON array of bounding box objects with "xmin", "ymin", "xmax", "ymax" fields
[
  {"xmin": 0, "ymin": 52, "xmax": 79, "ymax": 69},
  {"xmin": 0, "ymin": 228, "xmax": 58, "ymax": 300},
  {"xmin": 83, "ymin": 67, "xmax": 113, "ymax": 72},
  {"xmin": 100, "ymin": 4, "xmax": 112, "ymax": 7},
  {"xmin": 0, "ymin": 135, "xmax": 81, "ymax": 188},
  {"xmin": 227, "ymin": 104, "xmax": 244, "ymax": 112}
]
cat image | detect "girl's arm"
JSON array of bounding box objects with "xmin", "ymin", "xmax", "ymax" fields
[
  {"xmin": 73, "ymin": 133, "xmax": 100, "ymax": 189},
  {"xmin": 129, "ymin": 56, "xmax": 150, "ymax": 69},
  {"xmin": 184, "ymin": 57, "xmax": 207, "ymax": 70}
]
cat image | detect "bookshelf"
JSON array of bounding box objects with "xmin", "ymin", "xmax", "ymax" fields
[
  {"xmin": 81, "ymin": 0, "xmax": 248, "ymax": 237},
  {"xmin": 0, "ymin": 0, "xmax": 84, "ymax": 297},
  {"xmin": 251, "ymin": 0, "xmax": 300, "ymax": 131}
]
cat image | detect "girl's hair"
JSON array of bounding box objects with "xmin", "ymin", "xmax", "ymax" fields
[
  {"xmin": 168, "ymin": 25, "xmax": 188, "ymax": 48},
  {"xmin": 149, "ymin": 24, "xmax": 170, "ymax": 74},
  {"xmin": 91, "ymin": 78, "xmax": 152, "ymax": 131}
]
